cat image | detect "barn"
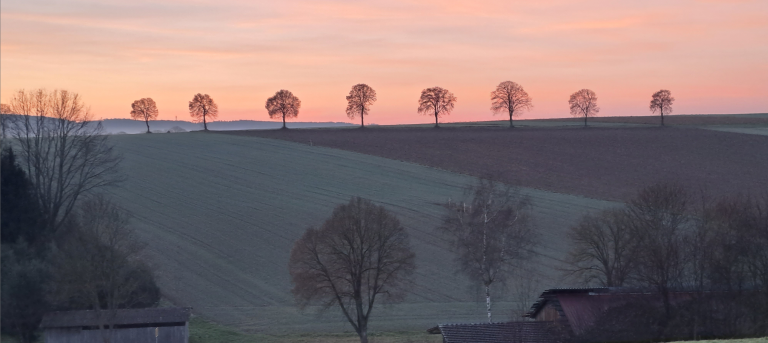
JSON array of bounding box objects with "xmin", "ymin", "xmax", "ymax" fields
[{"xmin": 40, "ymin": 307, "xmax": 191, "ymax": 343}]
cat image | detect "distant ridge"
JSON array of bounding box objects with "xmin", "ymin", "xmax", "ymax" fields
[{"xmin": 101, "ymin": 119, "xmax": 355, "ymax": 134}]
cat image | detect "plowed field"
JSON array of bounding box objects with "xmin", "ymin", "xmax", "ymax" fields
[{"xmin": 232, "ymin": 126, "xmax": 768, "ymax": 202}]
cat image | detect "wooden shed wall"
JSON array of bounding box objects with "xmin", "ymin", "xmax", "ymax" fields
[{"xmin": 45, "ymin": 323, "xmax": 188, "ymax": 343}]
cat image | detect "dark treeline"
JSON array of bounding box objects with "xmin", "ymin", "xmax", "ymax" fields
[
  {"xmin": 1, "ymin": 89, "xmax": 160, "ymax": 343},
  {"xmin": 566, "ymin": 183, "xmax": 768, "ymax": 340}
]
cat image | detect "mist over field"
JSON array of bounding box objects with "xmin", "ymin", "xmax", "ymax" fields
[{"xmin": 101, "ymin": 119, "xmax": 355, "ymax": 134}]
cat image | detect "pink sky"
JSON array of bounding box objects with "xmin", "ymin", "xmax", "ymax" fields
[{"xmin": 2, "ymin": 0, "xmax": 767, "ymax": 125}]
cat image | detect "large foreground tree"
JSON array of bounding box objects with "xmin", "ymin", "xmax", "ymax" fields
[
  {"xmin": 490, "ymin": 81, "xmax": 532, "ymax": 128},
  {"xmin": 266, "ymin": 90, "xmax": 301, "ymax": 129},
  {"xmin": 346, "ymin": 84, "xmax": 377, "ymax": 128},
  {"xmin": 7, "ymin": 89, "xmax": 122, "ymax": 234},
  {"xmin": 189, "ymin": 93, "xmax": 218, "ymax": 131},
  {"xmin": 649, "ymin": 89, "xmax": 675, "ymax": 126},
  {"xmin": 438, "ymin": 179, "xmax": 537, "ymax": 322},
  {"xmin": 289, "ymin": 197, "xmax": 415, "ymax": 343},
  {"xmin": 569, "ymin": 89, "xmax": 600, "ymax": 127},
  {"xmin": 130, "ymin": 98, "xmax": 159, "ymax": 133},
  {"xmin": 418, "ymin": 87, "xmax": 456, "ymax": 128}
]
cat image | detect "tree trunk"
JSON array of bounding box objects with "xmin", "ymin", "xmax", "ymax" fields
[
  {"xmin": 661, "ymin": 111, "xmax": 665, "ymax": 126},
  {"xmin": 203, "ymin": 113, "xmax": 208, "ymax": 131},
  {"xmin": 145, "ymin": 119, "xmax": 151, "ymax": 133},
  {"xmin": 361, "ymin": 108, "xmax": 365, "ymax": 128},
  {"xmin": 357, "ymin": 327, "xmax": 369, "ymax": 343},
  {"xmin": 282, "ymin": 114, "xmax": 286, "ymax": 129},
  {"xmin": 486, "ymin": 284, "xmax": 492, "ymax": 323},
  {"xmin": 509, "ymin": 110, "xmax": 514, "ymax": 128},
  {"xmin": 434, "ymin": 113, "xmax": 439, "ymax": 128},
  {"xmin": 584, "ymin": 115, "xmax": 587, "ymax": 127}
]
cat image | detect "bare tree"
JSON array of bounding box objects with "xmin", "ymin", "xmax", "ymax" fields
[
  {"xmin": 289, "ymin": 197, "xmax": 415, "ymax": 343},
  {"xmin": 129, "ymin": 98, "xmax": 159, "ymax": 133},
  {"xmin": 188, "ymin": 93, "xmax": 218, "ymax": 131},
  {"xmin": 418, "ymin": 87, "xmax": 457, "ymax": 128},
  {"xmin": 1, "ymin": 103, "xmax": 12, "ymax": 142},
  {"xmin": 49, "ymin": 195, "xmax": 158, "ymax": 343},
  {"xmin": 568, "ymin": 89, "xmax": 600, "ymax": 127},
  {"xmin": 266, "ymin": 90, "xmax": 301, "ymax": 129},
  {"xmin": 650, "ymin": 89, "xmax": 675, "ymax": 126},
  {"xmin": 7, "ymin": 89, "xmax": 122, "ymax": 234},
  {"xmin": 565, "ymin": 208, "xmax": 635, "ymax": 287},
  {"xmin": 490, "ymin": 81, "xmax": 532, "ymax": 128},
  {"xmin": 346, "ymin": 84, "xmax": 377, "ymax": 128},
  {"xmin": 438, "ymin": 179, "xmax": 537, "ymax": 322},
  {"xmin": 626, "ymin": 183, "xmax": 689, "ymax": 320}
]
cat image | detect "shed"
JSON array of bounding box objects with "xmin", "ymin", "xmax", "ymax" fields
[
  {"xmin": 436, "ymin": 321, "xmax": 565, "ymax": 343},
  {"xmin": 40, "ymin": 307, "xmax": 191, "ymax": 343},
  {"xmin": 524, "ymin": 287, "xmax": 697, "ymax": 341}
]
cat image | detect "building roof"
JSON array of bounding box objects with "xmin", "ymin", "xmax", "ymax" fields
[
  {"xmin": 438, "ymin": 321, "xmax": 564, "ymax": 343},
  {"xmin": 40, "ymin": 307, "xmax": 192, "ymax": 328}
]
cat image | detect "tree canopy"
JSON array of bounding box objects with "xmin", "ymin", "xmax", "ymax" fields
[
  {"xmin": 345, "ymin": 84, "xmax": 377, "ymax": 128},
  {"xmin": 650, "ymin": 90, "xmax": 674, "ymax": 126},
  {"xmin": 490, "ymin": 81, "xmax": 532, "ymax": 128},
  {"xmin": 130, "ymin": 98, "xmax": 159, "ymax": 133},
  {"xmin": 289, "ymin": 197, "xmax": 415, "ymax": 343},
  {"xmin": 189, "ymin": 93, "xmax": 218, "ymax": 131},
  {"xmin": 568, "ymin": 89, "xmax": 600, "ymax": 127},
  {"xmin": 418, "ymin": 87, "xmax": 456, "ymax": 128},
  {"xmin": 266, "ymin": 90, "xmax": 301, "ymax": 129}
]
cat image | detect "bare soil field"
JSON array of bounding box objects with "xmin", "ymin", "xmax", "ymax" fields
[
  {"xmin": 229, "ymin": 126, "xmax": 768, "ymax": 202},
  {"xmin": 107, "ymin": 133, "xmax": 615, "ymax": 334},
  {"xmin": 566, "ymin": 113, "xmax": 768, "ymax": 126}
]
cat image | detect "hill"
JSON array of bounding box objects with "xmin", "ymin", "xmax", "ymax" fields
[
  {"xmin": 233, "ymin": 123, "xmax": 768, "ymax": 202},
  {"xmin": 106, "ymin": 132, "xmax": 616, "ymax": 334}
]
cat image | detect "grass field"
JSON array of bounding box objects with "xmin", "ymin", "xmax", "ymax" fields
[
  {"xmin": 236, "ymin": 125, "xmax": 768, "ymax": 202},
  {"xmin": 106, "ymin": 132, "xmax": 616, "ymax": 334},
  {"xmin": 189, "ymin": 317, "xmax": 441, "ymax": 343}
]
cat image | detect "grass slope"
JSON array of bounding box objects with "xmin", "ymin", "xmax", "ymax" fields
[{"xmin": 107, "ymin": 132, "xmax": 616, "ymax": 334}]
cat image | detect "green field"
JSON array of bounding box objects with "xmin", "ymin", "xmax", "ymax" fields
[{"xmin": 106, "ymin": 132, "xmax": 616, "ymax": 334}]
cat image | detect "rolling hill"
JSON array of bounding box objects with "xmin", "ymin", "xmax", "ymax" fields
[{"xmin": 106, "ymin": 132, "xmax": 616, "ymax": 334}]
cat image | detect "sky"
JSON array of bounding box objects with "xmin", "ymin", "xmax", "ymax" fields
[{"xmin": 2, "ymin": 0, "xmax": 767, "ymax": 125}]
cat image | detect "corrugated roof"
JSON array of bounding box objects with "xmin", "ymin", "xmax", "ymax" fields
[
  {"xmin": 438, "ymin": 321, "xmax": 564, "ymax": 343},
  {"xmin": 40, "ymin": 307, "xmax": 191, "ymax": 328}
]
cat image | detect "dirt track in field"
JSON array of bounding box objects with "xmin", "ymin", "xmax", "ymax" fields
[{"xmin": 224, "ymin": 126, "xmax": 768, "ymax": 202}]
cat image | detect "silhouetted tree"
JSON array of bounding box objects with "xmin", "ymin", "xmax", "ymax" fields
[
  {"xmin": 188, "ymin": 93, "xmax": 218, "ymax": 131},
  {"xmin": 438, "ymin": 179, "xmax": 537, "ymax": 322},
  {"xmin": 346, "ymin": 84, "xmax": 377, "ymax": 128},
  {"xmin": 650, "ymin": 89, "xmax": 675, "ymax": 126},
  {"xmin": 627, "ymin": 183, "xmax": 689, "ymax": 320},
  {"xmin": 130, "ymin": 98, "xmax": 159, "ymax": 133},
  {"xmin": 1, "ymin": 148, "xmax": 44, "ymax": 245},
  {"xmin": 1, "ymin": 242, "xmax": 50, "ymax": 343},
  {"xmin": 491, "ymin": 81, "xmax": 532, "ymax": 128},
  {"xmin": 1, "ymin": 103, "xmax": 11, "ymax": 141},
  {"xmin": 569, "ymin": 89, "xmax": 600, "ymax": 127},
  {"xmin": 7, "ymin": 89, "xmax": 122, "ymax": 234},
  {"xmin": 418, "ymin": 87, "xmax": 456, "ymax": 128},
  {"xmin": 266, "ymin": 90, "xmax": 301, "ymax": 129},
  {"xmin": 565, "ymin": 208, "xmax": 635, "ymax": 287},
  {"xmin": 289, "ymin": 197, "xmax": 415, "ymax": 343},
  {"xmin": 49, "ymin": 195, "xmax": 160, "ymax": 343}
]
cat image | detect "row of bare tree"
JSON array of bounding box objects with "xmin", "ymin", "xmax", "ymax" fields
[
  {"xmin": 1, "ymin": 89, "xmax": 159, "ymax": 343},
  {"xmin": 566, "ymin": 183, "xmax": 768, "ymax": 339},
  {"xmin": 64, "ymin": 84, "xmax": 678, "ymax": 133}
]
